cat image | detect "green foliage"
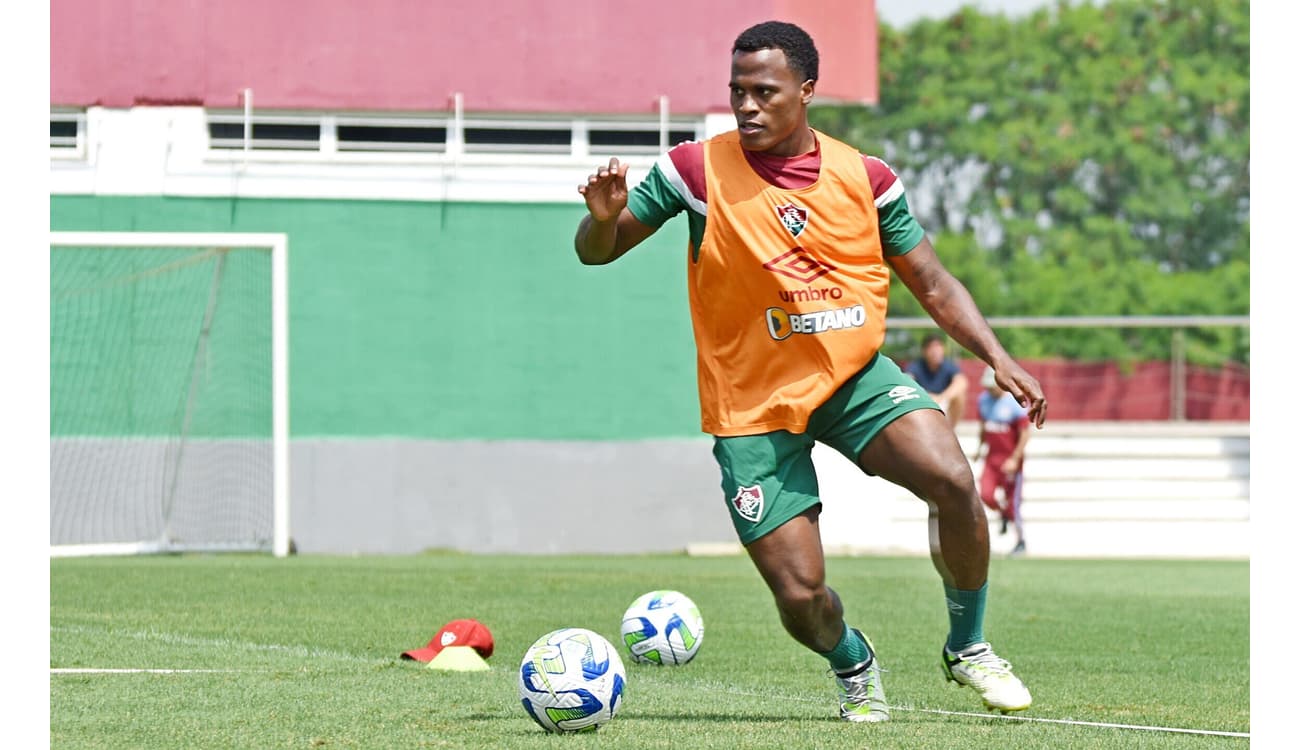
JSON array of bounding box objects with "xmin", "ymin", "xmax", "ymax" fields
[{"xmin": 812, "ymin": 0, "xmax": 1249, "ymax": 362}]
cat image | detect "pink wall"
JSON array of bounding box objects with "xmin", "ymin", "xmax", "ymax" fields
[{"xmin": 50, "ymin": 0, "xmax": 877, "ymax": 113}]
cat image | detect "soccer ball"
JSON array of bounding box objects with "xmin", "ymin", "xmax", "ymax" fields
[
  {"xmin": 620, "ymin": 590, "xmax": 705, "ymax": 665},
  {"xmin": 518, "ymin": 627, "xmax": 626, "ymax": 733}
]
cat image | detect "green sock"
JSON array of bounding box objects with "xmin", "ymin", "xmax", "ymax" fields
[
  {"xmin": 818, "ymin": 622, "xmax": 873, "ymax": 674},
  {"xmin": 944, "ymin": 581, "xmax": 988, "ymax": 652}
]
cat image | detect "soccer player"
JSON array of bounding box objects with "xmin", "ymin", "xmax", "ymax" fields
[
  {"xmin": 974, "ymin": 367, "xmax": 1033, "ymax": 556},
  {"xmin": 573, "ymin": 20, "xmax": 1045, "ymax": 721}
]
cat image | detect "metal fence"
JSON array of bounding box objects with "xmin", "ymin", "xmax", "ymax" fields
[{"xmin": 885, "ymin": 316, "xmax": 1250, "ymax": 421}]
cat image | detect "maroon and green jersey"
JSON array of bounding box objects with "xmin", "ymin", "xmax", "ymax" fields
[
  {"xmin": 627, "ymin": 133, "xmax": 926, "ymax": 258},
  {"xmin": 978, "ymin": 391, "xmax": 1031, "ymax": 468}
]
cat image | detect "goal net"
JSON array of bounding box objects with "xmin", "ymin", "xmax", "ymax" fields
[{"xmin": 50, "ymin": 232, "xmax": 289, "ymax": 557}]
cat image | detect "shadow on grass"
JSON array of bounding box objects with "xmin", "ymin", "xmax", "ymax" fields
[
  {"xmin": 463, "ymin": 710, "xmax": 835, "ymax": 726},
  {"xmin": 622, "ymin": 711, "xmax": 838, "ymax": 724}
]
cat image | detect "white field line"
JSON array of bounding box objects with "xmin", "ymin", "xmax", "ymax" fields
[
  {"xmin": 895, "ymin": 704, "xmax": 1250, "ymax": 739},
  {"xmin": 50, "ymin": 625, "xmax": 1248, "ymax": 739},
  {"xmin": 51, "ymin": 623, "xmax": 377, "ymax": 665},
  {"xmin": 636, "ymin": 674, "xmax": 1250, "ymax": 740},
  {"xmin": 52, "ymin": 668, "xmax": 246, "ymax": 674}
]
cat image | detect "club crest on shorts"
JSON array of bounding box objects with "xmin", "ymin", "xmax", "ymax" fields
[
  {"xmin": 731, "ymin": 485, "xmax": 765, "ymax": 523},
  {"xmin": 775, "ymin": 203, "xmax": 809, "ymax": 238}
]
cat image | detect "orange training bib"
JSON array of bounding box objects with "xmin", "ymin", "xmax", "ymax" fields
[{"xmin": 688, "ymin": 130, "xmax": 891, "ymax": 436}]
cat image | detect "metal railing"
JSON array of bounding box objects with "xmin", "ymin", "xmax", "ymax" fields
[{"xmin": 887, "ymin": 315, "xmax": 1249, "ymax": 421}]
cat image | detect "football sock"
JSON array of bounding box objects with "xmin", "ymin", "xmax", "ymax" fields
[
  {"xmin": 944, "ymin": 581, "xmax": 989, "ymax": 652},
  {"xmin": 819, "ymin": 622, "xmax": 873, "ymax": 675}
]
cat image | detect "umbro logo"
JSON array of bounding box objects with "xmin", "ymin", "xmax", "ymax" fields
[
  {"xmin": 762, "ymin": 247, "xmax": 836, "ymax": 284},
  {"xmin": 888, "ymin": 385, "xmax": 920, "ymax": 405}
]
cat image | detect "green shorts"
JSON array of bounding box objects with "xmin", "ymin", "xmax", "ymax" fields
[{"xmin": 713, "ymin": 353, "xmax": 941, "ymax": 545}]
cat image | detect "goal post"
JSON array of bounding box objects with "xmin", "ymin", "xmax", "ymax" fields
[{"xmin": 49, "ymin": 232, "xmax": 290, "ymax": 558}]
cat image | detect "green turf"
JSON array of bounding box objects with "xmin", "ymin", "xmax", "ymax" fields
[{"xmin": 51, "ymin": 554, "xmax": 1248, "ymax": 748}]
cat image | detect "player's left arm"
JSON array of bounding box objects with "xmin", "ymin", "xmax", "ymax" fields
[
  {"xmin": 886, "ymin": 239, "xmax": 1047, "ymax": 428},
  {"xmin": 866, "ymin": 153, "xmax": 1044, "ymax": 425}
]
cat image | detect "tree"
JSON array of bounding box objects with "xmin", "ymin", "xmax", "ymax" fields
[{"xmin": 811, "ymin": 0, "xmax": 1248, "ymax": 364}]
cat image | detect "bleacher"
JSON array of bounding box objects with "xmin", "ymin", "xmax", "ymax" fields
[{"xmin": 806, "ymin": 421, "xmax": 1250, "ymax": 560}]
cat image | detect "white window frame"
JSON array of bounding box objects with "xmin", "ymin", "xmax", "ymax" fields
[
  {"xmin": 50, "ymin": 109, "xmax": 88, "ymax": 160},
  {"xmin": 201, "ymin": 110, "xmax": 704, "ymax": 165}
]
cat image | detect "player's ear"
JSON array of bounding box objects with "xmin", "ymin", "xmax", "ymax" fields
[{"xmin": 801, "ymin": 79, "xmax": 816, "ymax": 105}]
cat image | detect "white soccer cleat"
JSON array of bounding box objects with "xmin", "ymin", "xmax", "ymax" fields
[
  {"xmin": 835, "ymin": 629, "xmax": 890, "ymax": 723},
  {"xmin": 941, "ymin": 642, "xmax": 1032, "ymax": 713}
]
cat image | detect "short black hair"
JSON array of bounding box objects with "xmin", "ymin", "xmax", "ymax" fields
[
  {"xmin": 732, "ymin": 21, "xmax": 819, "ymax": 83},
  {"xmin": 921, "ymin": 333, "xmax": 946, "ymax": 348}
]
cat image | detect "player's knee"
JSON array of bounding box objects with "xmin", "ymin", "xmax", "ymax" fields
[
  {"xmin": 771, "ymin": 575, "xmax": 828, "ymax": 615},
  {"xmin": 928, "ymin": 457, "xmax": 977, "ymax": 507}
]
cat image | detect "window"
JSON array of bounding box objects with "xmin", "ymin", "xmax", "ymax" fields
[
  {"xmin": 337, "ymin": 121, "xmax": 447, "ymax": 153},
  {"xmin": 589, "ymin": 127, "xmax": 697, "ymax": 153},
  {"xmin": 50, "ymin": 110, "xmax": 87, "ymax": 159},
  {"xmin": 201, "ymin": 111, "xmax": 704, "ymax": 160},
  {"xmin": 463, "ymin": 121, "xmax": 571, "ymax": 154},
  {"xmin": 208, "ymin": 115, "xmax": 321, "ymax": 151}
]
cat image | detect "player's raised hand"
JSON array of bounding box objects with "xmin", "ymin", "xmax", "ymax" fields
[
  {"xmin": 992, "ymin": 364, "xmax": 1049, "ymax": 429},
  {"xmin": 578, "ymin": 158, "xmax": 631, "ymax": 222}
]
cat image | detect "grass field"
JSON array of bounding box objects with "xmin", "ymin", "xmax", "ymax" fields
[{"xmin": 50, "ymin": 553, "xmax": 1248, "ymax": 748}]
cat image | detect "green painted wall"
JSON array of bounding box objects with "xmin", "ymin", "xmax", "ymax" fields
[{"xmin": 50, "ymin": 196, "xmax": 701, "ymax": 439}]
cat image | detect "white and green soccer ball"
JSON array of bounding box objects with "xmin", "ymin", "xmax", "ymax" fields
[
  {"xmin": 620, "ymin": 590, "xmax": 705, "ymax": 666},
  {"xmin": 518, "ymin": 627, "xmax": 626, "ymax": 734}
]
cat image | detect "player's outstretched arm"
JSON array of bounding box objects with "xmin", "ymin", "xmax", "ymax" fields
[
  {"xmin": 575, "ymin": 157, "xmax": 656, "ymax": 265},
  {"xmin": 888, "ymin": 237, "xmax": 1048, "ymax": 428}
]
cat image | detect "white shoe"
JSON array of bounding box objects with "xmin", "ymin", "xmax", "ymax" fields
[
  {"xmin": 941, "ymin": 642, "xmax": 1032, "ymax": 712},
  {"xmin": 835, "ymin": 630, "xmax": 890, "ymax": 722}
]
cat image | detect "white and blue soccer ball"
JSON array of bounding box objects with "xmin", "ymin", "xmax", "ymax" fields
[
  {"xmin": 620, "ymin": 590, "xmax": 705, "ymax": 666},
  {"xmin": 518, "ymin": 627, "xmax": 626, "ymax": 733}
]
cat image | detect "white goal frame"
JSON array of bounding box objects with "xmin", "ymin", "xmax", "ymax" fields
[{"xmin": 49, "ymin": 231, "xmax": 291, "ymax": 558}]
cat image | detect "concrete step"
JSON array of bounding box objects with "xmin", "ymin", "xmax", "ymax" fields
[
  {"xmin": 1024, "ymin": 477, "xmax": 1249, "ymax": 501},
  {"xmin": 868, "ymin": 518, "xmax": 1248, "ymax": 560},
  {"xmin": 806, "ymin": 425, "xmax": 1251, "ymax": 559},
  {"xmin": 956, "ymin": 421, "xmax": 1249, "ymax": 438},
  {"xmin": 886, "ymin": 498, "xmax": 1247, "ymax": 522},
  {"xmin": 1024, "ymin": 498, "xmax": 1248, "ymax": 522},
  {"xmin": 956, "ymin": 434, "xmax": 1249, "ymax": 459},
  {"xmin": 1011, "ymin": 456, "xmax": 1249, "ymax": 481},
  {"xmin": 880, "ymin": 494, "xmax": 1248, "ymax": 521}
]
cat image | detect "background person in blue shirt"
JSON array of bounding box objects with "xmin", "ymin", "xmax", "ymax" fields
[{"xmin": 905, "ymin": 332, "xmax": 969, "ymax": 428}]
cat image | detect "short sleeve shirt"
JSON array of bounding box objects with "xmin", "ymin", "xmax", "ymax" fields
[
  {"xmin": 905, "ymin": 358, "xmax": 961, "ymax": 394},
  {"xmin": 626, "ymin": 138, "xmax": 925, "ymax": 258}
]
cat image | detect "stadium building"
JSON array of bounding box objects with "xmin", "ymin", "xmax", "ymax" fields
[{"xmin": 50, "ymin": 0, "xmax": 880, "ymax": 556}]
